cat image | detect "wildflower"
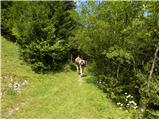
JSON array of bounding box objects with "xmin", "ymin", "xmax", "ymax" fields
[
  {"xmin": 130, "ymin": 101, "xmax": 136, "ymax": 105},
  {"xmin": 126, "ymin": 95, "xmax": 131, "ymax": 98},
  {"xmin": 132, "ymin": 101, "xmax": 135, "ymax": 103},
  {"xmin": 134, "ymin": 106, "xmax": 138, "ymax": 109},
  {"xmin": 119, "ymin": 107, "xmax": 122, "ymax": 109},
  {"xmin": 117, "ymin": 102, "xmax": 121, "ymax": 105},
  {"xmin": 120, "ymin": 104, "xmax": 123, "ymax": 106},
  {"xmin": 129, "ymin": 101, "xmax": 134, "ymax": 104},
  {"xmin": 125, "ymin": 93, "xmax": 127, "ymax": 95},
  {"xmin": 99, "ymin": 81, "xmax": 102, "ymax": 84}
]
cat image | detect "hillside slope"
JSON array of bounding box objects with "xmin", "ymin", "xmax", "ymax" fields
[{"xmin": 1, "ymin": 37, "xmax": 137, "ymax": 118}]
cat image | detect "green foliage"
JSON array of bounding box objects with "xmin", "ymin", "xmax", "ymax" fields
[
  {"xmin": 2, "ymin": 37, "xmax": 138, "ymax": 118},
  {"xmin": 63, "ymin": 62, "xmax": 77, "ymax": 72},
  {"xmin": 103, "ymin": 45, "xmax": 133, "ymax": 64},
  {"xmin": 73, "ymin": 1, "xmax": 159, "ymax": 118},
  {"xmin": 1, "ymin": 0, "xmax": 158, "ymax": 118},
  {"xmin": 1, "ymin": 1, "xmax": 76, "ymax": 72}
]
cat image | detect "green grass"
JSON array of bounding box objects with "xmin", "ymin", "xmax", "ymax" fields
[{"xmin": 1, "ymin": 36, "xmax": 139, "ymax": 118}]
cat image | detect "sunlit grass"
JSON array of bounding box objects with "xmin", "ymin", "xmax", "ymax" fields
[{"xmin": 1, "ymin": 36, "xmax": 138, "ymax": 118}]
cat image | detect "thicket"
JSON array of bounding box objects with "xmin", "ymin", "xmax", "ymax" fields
[
  {"xmin": 1, "ymin": 1, "xmax": 77, "ymax": 73},
  {"xmin": 71, "ymin": 1, "xmax": 159, "ymax": 119}
]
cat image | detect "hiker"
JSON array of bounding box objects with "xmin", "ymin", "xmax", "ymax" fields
[{"xmin": 75, "ymin": 55, "xmax": 86, "ymax": 77}]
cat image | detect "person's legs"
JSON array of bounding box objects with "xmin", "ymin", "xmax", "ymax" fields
[
  {"xmin": 80, "ymin": 65, "xmax": 84, "ymax": 76},
  {"xmin": 76, "ymin": 64, "xmax": 80, "ymax": 74}
]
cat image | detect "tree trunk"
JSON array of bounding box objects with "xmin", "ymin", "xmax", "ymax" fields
[
  {"xmin": 140, "ymin": 46, "xmax": 159, "ymax": 118},
  {"xmin": 148, "ymin": 46, "xmax": 159, "ymax": 82}
]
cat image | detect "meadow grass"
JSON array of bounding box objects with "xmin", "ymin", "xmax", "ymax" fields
[{"xmin": 1, "ymin": 36, "xmax": 138, "ymax": 118}]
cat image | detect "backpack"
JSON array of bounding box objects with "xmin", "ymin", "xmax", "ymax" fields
[{"xmin": 79, "ymin": 60, "xmax": 86, "ymax": 66}]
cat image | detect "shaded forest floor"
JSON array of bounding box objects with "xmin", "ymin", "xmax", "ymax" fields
[{"xmin": 1, "ymin": 36, "xmax": 138, "ymax": 118}]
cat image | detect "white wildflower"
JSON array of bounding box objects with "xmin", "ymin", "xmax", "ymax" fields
[
  {"xmin": 129, "ymin": 101, "xmax": 133, "ymax": 104},
  {"xmin": 117, "ymin": 102, "xmax": 121, "ymax": 105},
  {"xmin": 125, "ymin": 93, "xmax": 127, "ymax": 95},
  {"xmin": 130, "ymin": 101, "xmax": 136, "ymax": 104},
  {"xmin": 126, "ymin": 94, "xmax": 131, "ymax": 98},
  {"xmin": 134, "ymin": 106, "xmax": 138, "ymax": 109}
]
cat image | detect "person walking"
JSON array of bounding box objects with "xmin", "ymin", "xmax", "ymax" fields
[{"xmin": 75, "ymin": 55, "xmax": 86, "ymax": 77}]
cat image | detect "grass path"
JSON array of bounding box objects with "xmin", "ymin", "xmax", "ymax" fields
[{"xmin": 1, "ymin": 36, "xmax": 136, "ymax": 118}]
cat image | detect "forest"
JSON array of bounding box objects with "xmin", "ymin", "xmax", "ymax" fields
[{"xmin": 1, "ymin": 0, "xmax": 159, "ymax": 119}]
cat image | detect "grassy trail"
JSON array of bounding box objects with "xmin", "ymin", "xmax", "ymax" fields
[{"xmin": 1, "ymin": 37, "xmax": 136, "ymax": 118}]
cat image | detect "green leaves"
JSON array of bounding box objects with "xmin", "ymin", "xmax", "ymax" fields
[
  {"xmin": 72, "ymin": 1, "xmax": 158, "ymax": 118},
  {"xmin": 2, "ymin": 1, "xmax": 159, "ymax": 118},
  {"xmin": 2, "ymin": 1, "xmax": 76, "ymax": 73},
  {"xmin": 103, "ymin": 45, "xmax": 133, "ymax": 64}
]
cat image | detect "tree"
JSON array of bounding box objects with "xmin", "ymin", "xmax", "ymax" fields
[
  {"xmin": 1, "ymin": 1, "xmax": 77, "ymax": 72},
  {"xmin": 73, "ymin": 1, "xmax": 158, "ymax": 118}
]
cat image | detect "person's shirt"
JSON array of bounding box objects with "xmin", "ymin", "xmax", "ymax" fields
[
  {"xmin": 75, "ymin": 56, "xmax": 81, "ymax": 63},
  {"xmin": 75, "ymin": 56, "xmax": 86, "ymax": 66}
]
